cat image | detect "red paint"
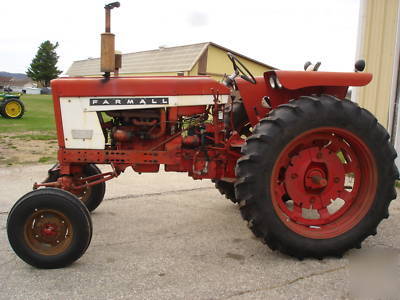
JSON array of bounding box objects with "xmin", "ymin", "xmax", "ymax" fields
[
  {"xmin": 52, "ymin": 94, "xmax": 65, "ymax": 147},
  {"xmin": 235, "ymin": 77, "xmax": 269, "ymax": 126},
  {"xmin": 271, "ymin": 127, "xmax": 377, "ymax": 239},
  {"xmin": 48, "ymin": 70, "xmax": 373, "ymax": 190},
  {"xmin": 236, "ymin": 71, "xmax": 363, "ymax": 126},
  {"xmin": 177, "ymin": 106, "xmax": 206, "ymax": 116},
  {"xmin": 42, "ymin": 224, "xmax": 57, "ymax": 236},
  {"xmin": 271, "ymin": 70, "xmax": 372, "ymax": 90},
  {"xmin": 51, "ymin": 76, "xmax": 230, "ymax": 97},
  {"xmin": 236, "ymin": 77, "xmax": 348, "ymax": 126}
]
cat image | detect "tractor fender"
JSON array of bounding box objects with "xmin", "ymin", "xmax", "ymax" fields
[
  {"xmin": 236, "ymin": 70, "xmax": 372, "ymax": 127},
  {"xmin": 268, "ymin": 70, "xmax": 372, "ymax": 90}
]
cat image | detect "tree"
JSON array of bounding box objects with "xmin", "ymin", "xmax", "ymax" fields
[{"xmin": 26, "ymin": 41, "xmax": 62, "ymax": 87}]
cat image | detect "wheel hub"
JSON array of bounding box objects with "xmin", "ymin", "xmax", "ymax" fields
[
  {"xmin": 284, "ymin": 146, "xmax": 346, "ymax": 221},
  {"xmin": 305, "ymin": 168, "xmax": 328, "ymax": 190},
  {"xmin": 42, "ymin": 224, "xmax": 58, "ymax": 236},
  {"xmin": 5, "ymin": 101, "xmax": 22, "ymax": 118},
  {"xmin": 272, "ymin": 128, "xmax": 373, "ymax": 237},
  {"xmin": 24, "ymin": 209, "xmax": 73, "ymax": 255}
]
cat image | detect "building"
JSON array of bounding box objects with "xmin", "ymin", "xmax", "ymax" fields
[
  {"xmin": 0, "ymin": 76, "xmax": 37, "ymax": 93},
  {"xmin": 354, "ymin": 0, "xmax": 400, "ymax": 167},
  {"xmin": 0, "ymin": 76, "xmax": 12, "ymax": 90},
  {"xmin": 66, "ymin": 42, "xmax": 275, "ymax": 80},
  {"xmin": 9, "ymin": 78, "xmax": 36, "ymax": 93}
]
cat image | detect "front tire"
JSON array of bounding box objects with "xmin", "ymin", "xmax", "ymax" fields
[
  {"xmin": 7, "ymin": 188, "xmax": 92, "ymax": 268},
  {"xmin": 235, "ymin": 95, "xmax": 398, "ymax": 259}
]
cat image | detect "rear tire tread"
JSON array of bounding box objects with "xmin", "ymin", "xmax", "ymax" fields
[{"xmin": 235, "ymin": 95, "xmax": 398, "ymax": 259}]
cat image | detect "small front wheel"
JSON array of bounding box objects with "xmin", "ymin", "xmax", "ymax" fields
[{"xmin": 7, "ymin": 188, "xmax": 92, "ymax": 268}]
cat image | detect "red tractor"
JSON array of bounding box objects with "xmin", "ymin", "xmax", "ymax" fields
[{"xmin": 7, "ymin": 3, "xmax": 398, "ymax": 268}]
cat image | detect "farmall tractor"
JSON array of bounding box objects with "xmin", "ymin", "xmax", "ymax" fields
[{"xmin": 7, "ymin": 3, "xmax": 398, "ymax": 268}]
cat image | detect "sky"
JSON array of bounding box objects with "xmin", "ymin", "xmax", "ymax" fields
[{"xmin": 0, "ymin": 0, "xmax": 360, "ymax": 75}]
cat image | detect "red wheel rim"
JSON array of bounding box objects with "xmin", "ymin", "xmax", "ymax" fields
[{"xmin": 271, "ymin": 127, "xmax": 377, "ymax": 239}]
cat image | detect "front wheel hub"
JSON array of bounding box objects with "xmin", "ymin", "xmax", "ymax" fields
[
  {"xmin": 24, "ymin": 209, "xmax": 73, "ymax": 256},
  {"xmin": 42, "ymin": 224, "xmax": 57, "ymax": 236}
]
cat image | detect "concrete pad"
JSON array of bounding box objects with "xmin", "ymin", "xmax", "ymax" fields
[{"xmin": 0, "ymin": 164, "xmax": 399, "ymax": 299}]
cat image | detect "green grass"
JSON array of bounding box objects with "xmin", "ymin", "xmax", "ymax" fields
[
  {"xmin": 9, "ymin": 133, "xmax": 56, "ymax": 140},
  {"xmin": 0, "ymin": 94, "xmax": 55, "ymax": 133},
  {"xmin": 38, "ymin": 156, "xmax": 53, "ymax": 163}
]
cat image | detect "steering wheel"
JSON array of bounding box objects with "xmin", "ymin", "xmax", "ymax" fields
[{"xmin": 227, "ymin": 52, "xmax": 257, "ymax": 84}]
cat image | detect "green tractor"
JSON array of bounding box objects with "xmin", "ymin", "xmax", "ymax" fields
[{"xmin": 0, "ymin": 93, "xmax": 25, "ymax": 119}]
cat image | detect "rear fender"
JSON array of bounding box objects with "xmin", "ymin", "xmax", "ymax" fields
[
  {"xmin": 236, "ymin": 71, "xmax": 372, "ymax": 126},
  {"xmin": 272, "ymin": 70, "xmax": 372, "ymax": 90}
]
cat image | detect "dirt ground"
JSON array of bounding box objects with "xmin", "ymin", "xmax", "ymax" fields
[{"xmin": 0, "ymin": 132, "xmax": 58, "ymax": 166}]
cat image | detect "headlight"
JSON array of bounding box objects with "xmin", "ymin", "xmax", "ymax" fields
[
  {"xmin": 261, "ymin": 96, "xmax": 271, "ymax": 108},
  {"xmin": 269, "ymin": 76, "xmax": 276, "ymax": 89},
  {"xmin": 275, "ymin": 77, "xmax": 282, "ymax": 88}
]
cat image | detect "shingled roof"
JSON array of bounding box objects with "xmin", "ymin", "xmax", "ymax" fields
[{"xmin": 66, "ymin": 42, "xmax": 275, "ymax": 77}]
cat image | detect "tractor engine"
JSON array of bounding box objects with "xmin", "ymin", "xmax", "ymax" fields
[
  {"xmin": 103, "ymin": 105, "xmax": 218, "ymax": 151},
  {"xmin": 107, "ymin": 108, "xmax": 166, "ymax": 143},
  {"xmin": 98, "ymin": 103, "xmax": 229, "ymax": 177}
]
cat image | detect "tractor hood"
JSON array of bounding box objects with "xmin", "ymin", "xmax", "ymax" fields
[
  {"xmin": 51, "ymin": 76, "xmax": 230, "ymax": 97},
  {"xmin": 266, "ymin": 70, "xmax": 373, "ymax": 90}
]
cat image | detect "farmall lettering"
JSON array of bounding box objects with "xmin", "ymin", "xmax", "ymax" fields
[
  {"xmin": 90, "ymin": 97, "xmax": 169, "ymax": 105},
  {"xmin": 6, "ymin": 1, "xmax": 398, "ymax": 269}
]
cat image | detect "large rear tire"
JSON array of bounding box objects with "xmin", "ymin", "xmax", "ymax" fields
[
  {"xmin": 235, "ymin": 95, "xmax": 398, "ymax": 259},
  {"xmin": 7, "ymin": 188, "xmax": 92, "ymax": 268},
  {"xmin": 213, "ymin": 180, "xmax": 238, "ymax": 203}
]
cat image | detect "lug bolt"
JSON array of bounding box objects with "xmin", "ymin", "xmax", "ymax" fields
[
  {"xmin": 291, "ymin": 173, "xmax": 298, "ymax": 179},
  {"xmin": 317, "ymin": 152, "xmax": 323, "ymax": 159},
  {"xmin": 310, "ymin": 197, "xmax": 315, "ymax": 203},
  {"xmin": 334, "ymin": 177, "xmax": 340, "ymax": 183}
]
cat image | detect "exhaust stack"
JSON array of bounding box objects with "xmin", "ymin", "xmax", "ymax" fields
[{"xmin": 101, "ymin": 2, "xmax": 120, "ymax": 78}]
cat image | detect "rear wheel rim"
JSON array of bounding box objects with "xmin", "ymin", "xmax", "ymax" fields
[
  {"xmin": 5, "ymin": 101, "xmax": 22, "ymax": 117},
  {"xmin": 24, "ymin": 209, "xmax": 73, "ymax": 255},
  {"xmin": 271, "ymin": 127, "xmax": 377, "ymax": 239}
]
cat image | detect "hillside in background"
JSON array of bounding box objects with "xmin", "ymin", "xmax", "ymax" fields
[{"xmin": 0, "ymin": 71, "xmax": 27, "ymax": 79}]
